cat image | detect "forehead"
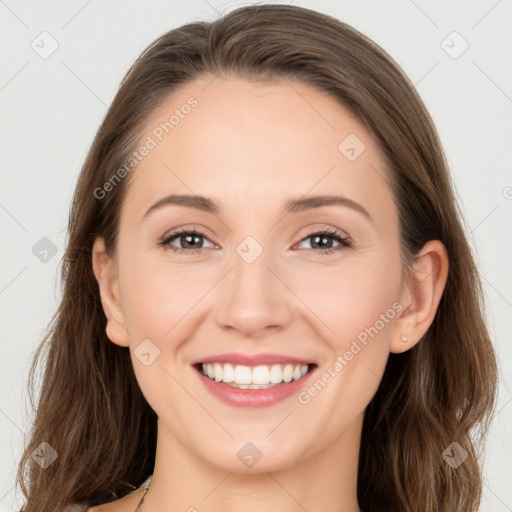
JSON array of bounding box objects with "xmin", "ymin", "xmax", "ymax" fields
[{"xmin": 121, "ymin": 75, "xmax": 394, "ymax": 224}]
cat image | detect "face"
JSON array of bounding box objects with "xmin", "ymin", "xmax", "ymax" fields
[{"xmin": 97, "ymin": 75, "xmax": 409, "ymax": 473}]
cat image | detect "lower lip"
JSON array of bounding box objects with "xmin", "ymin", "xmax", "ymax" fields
[{"xmin": 194, "ymin": 365, "xmax": 317, "ymax": 408}]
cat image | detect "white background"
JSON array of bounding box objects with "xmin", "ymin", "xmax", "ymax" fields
[{"xmin": 1, "ymin": 1, "xmax": 511, "ymax": 510}]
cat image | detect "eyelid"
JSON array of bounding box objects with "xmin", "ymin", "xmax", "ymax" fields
[
  {"xmin": 293, "ymin": 226, "xmax": 351, "ymax": 252},
  {"xmin": 158, "ymin": 226, "xmax": 216, "ymax": 250},
  {"xmin": 298, "ymin": 225, "xmax": 350, "ymax": 241},
  {"xmin": 158, "ymin": 224, "xmax": 351, "ymax": 253}
]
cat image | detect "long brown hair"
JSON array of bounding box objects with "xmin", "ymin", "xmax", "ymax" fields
[{"xmin": 17, "ymin": 4, "xmax": 498, "ymax": 511}]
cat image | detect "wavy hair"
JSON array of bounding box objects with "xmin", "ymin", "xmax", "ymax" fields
[{"xmin": 17, "ymin": 4, "xmax": 498, "ymax": 511}]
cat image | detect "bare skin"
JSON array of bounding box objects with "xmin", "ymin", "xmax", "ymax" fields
[
  {"xmin": 88, "ymin": 486, "xmax": 146, "ymax": 512},
  {"xmin": 91, "ymin": 75, "xmax": 448, "ymax": 512}
]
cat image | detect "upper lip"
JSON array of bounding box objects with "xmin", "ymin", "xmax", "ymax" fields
[{"xmin": 191, "ymin": 352, "xmax": 316, "ymax": 367}]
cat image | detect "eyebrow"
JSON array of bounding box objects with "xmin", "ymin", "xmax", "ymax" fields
[{"xmin": 142, "ymin": 194, "xmax": 372, "ymax": 222}]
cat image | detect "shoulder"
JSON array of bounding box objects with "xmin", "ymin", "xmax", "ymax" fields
[
  {"xmin": 85, "ymin": 485, "xmax": 146, "ymax": 512},
  {"xmin": 85, "ymin": 499, "xmax": 127, "ymax": 512},
  {"xmin": 77, "ymin": 476, "xmax": 152, "ymax": 512}
]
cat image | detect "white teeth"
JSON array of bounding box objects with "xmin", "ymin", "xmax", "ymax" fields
[
  {"xmin": 214, "ymin": 363, "xmax": 223, "ymax": 382},
  {"xmin": 252, "ymin": 365, "xmax": 270, "ymax": 384},
  {"xmin": 283, "ymin": 364, "xmax": 293, "ymax": 383},
  {"xmin": 200, "ymin": 363, "xmax": 310, "ymax": 386},
  {"xmin": 222, "ymin": 363, "xmax": 234, "ymax": 383},
  {"xmin": 269, "ymin": 365, "xmax": 283, "ymax": 384},
  {"xmin": 234, "ymin": 365, "xmax": 252, "ymax": 384}
]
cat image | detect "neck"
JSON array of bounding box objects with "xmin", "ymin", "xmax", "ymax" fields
[{"xmin": 141, "ymin": 416, "xmax": 362, "ymax": 512}]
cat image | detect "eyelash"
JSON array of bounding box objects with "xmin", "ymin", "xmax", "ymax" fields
[{"xmin": 158, "ymin": 227, "xmax": 351, "ymax": 256}]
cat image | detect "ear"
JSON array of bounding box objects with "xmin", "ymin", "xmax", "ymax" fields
[
  {"xmin": 390, "ymin": 240, "xmax": 449, "ymax": 354},
  {"xmin": 91, "ymin": 237, "xmax": 129, "ymax": 347}
]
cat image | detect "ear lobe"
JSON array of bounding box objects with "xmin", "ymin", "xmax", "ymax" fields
[
  {"xmin": 390, "ymin": 240, "xmax": 449, "ymax": 354},
  {"xmin": 92, "ymin": 237, "xmax": 129, "ymax": 347}
]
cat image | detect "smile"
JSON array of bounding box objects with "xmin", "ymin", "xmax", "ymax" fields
[
  {"xmin": 197, "ymin": 362, "xmax": 313, "ymax": 388},
  {"xmin": 193, "ymin": 362, "xmax": 318, "ymax": 408}
]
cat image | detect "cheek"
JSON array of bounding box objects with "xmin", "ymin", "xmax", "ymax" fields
[
  {"xmin": 119, "ymin": 242, "xmax": 402, "ymax": 349},
  {"xmin": 293, "ymin": 255, "xmax": 401, "ymax": 437},
  {"xmin": 290, "ymin": 249, "xmax": 402, "ymax": 348},
  {"xmin": 117, "ymin": 255, "xmax": 205, "ymax": 412},
  {"xmin": 119, "ymin": 254, "xmax": 213, "ymax": 341}
]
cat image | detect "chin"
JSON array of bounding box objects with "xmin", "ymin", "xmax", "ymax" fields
[{"xmin": 195, "ymin": 437, "xmax": 305, "ymax": 474}]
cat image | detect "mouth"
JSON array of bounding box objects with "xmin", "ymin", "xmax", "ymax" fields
[{"xmin": 192, "ymin": 362, "xmax": 318, "ymax": 389}]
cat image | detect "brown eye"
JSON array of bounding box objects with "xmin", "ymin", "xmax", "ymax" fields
[
  {"xmin": 159, "ymin": 228, "xmax": 213, "ymax": 253},
  {"xmin": 296, "ymin": 229, "xmax": 351, "ymax": 255}
]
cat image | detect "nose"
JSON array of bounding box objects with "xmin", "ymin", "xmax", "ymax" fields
[{"xmin": 215, "ymin": 243, "xmax": 295, "ymax": 337}]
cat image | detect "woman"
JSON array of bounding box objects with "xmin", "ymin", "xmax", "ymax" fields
[{"xmin": 16, "ymin": 4, "xmax": 498, "ymax": 511}]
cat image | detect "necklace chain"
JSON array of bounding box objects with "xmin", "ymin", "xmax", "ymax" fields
[
  {"xmin": 132, "ymin": 479, "xmax": 362, "ymax": 512},
  {"xmin": 133, "ymin": 479, "xmax": 151, "ymax": 512}
]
